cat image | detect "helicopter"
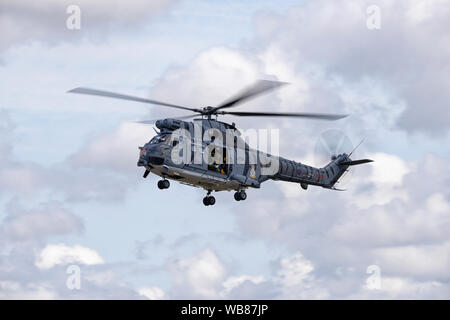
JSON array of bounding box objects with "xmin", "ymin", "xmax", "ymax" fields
[{"xmin": 68, "ymin": 80, "xmax": 373, "ymax": 206}]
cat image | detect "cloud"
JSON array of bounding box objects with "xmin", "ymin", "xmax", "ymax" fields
[
  {"xmin": 0, "ymin": 112, "xmax": 137, "ymax": 202},
  {"xmin": 166, "ymin": 249, "xmax": 329, "ymax": 299},
  {"xmin": 218, "ymin": 250, "xmax": 450, "ymax": 299},
  {"xmin": 148, "ymin": 46, "xmax": 264, "ymax": 119},
  {"xmin": 0, "ymin": 281, "xmax": 58, "ymax": 299},
  {"xmin": 1, "ymin": 0, "xmax": 450, "ymax": 299},
  {"xmin": 59, "ymin": 5, "xmax": 449, "ymax": 296},
  {"xmin": 68, "ymin": 121, "xmax": 153, "ymax": 174},
  {"xmin": 272, "ymin": 253, "xmax": 329, "ymax": 299},
  {"xmin": 0, "ymin": 201, "xmax": 84, "ymax": 241},
  {"xmin": 252, "ymin": 0, "xmax": 450, "ymax": 134},
  {"xmin": 221, "ymin": 252, "xmax": 330, "ymax": 300},
  {"xmin": 373, "ymin": 242, "xmax": 450, "ymax": 280},
  {"xmin": 138, "ymin": 286, "xmax": 167, "ymax": 300},
  {"xmin": 374, "ymin": 277, "xmax": 447, "ymax": 299},
  {"xmin": 0, "ymin": 0, "xmax": 177, "ymax": 52},
  {"xmin": 83, "ymin": 269, "xmax": 116, "ymax": 286},
  {"xmin": 0, "ymin": 197, "xmax": 144, "ymax": 299},
  {"xmin": 222, "ymin": 275, "xmax": 265, "ymax": 295},
  {"xmin": 0, "ymin": 164, "xmax": 45, "ymax": 194},
  {"xmin": 35, "ymin": 243, "xmax": 104, "ymax": 269},
  {"xmin": 168, "ymin": 248, "xmax": 227, "ymax": 299},
  {"xmin": 350, "ymin": 276, "xmax": 450, "ymax": 299},
  {"xmin": 0, "ymin": 112, "xmax": 54, "ymax": 196},
  {"xmin": 226, "ymin": 152, "xmax": 450, "ymax": 298}
]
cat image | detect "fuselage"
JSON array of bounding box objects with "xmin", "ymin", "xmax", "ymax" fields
[{"xmin": 137, "ymin": 118, "xmax": 351, "ymax": 192}]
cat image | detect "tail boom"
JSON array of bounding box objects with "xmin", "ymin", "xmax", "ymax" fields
[{"xmin": 268, "ymin": 154, "xmax": 373, "ymax": 190}]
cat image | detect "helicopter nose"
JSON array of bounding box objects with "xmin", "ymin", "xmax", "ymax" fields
[
  {"xmin": 137, "ymin": 147, "xmax": 148, "ymax": 166},
  {"xmin": 137, "ymin": 146, "xmax": 165, "ymax": 167}
]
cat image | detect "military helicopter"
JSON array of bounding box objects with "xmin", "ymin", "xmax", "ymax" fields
[{"xmin": 68, "ymin": 80, "xmax": 373, "ymax": 206}]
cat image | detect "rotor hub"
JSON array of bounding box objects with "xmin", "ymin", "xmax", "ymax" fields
[{"xmin": 202, "ymin": 106, "xmax": 214, "ymax": 113}]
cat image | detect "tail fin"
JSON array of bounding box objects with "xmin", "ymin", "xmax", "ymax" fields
[
  {"xmin": 323, "ymin": 154, "xmax": 373, "ymax": 190},
  {"xmin": 320, "ymin": 137, "xmax": 373, "ymax": 190}
]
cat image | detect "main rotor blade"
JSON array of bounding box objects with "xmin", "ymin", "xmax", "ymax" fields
[
  {"xmin": 68, "ymin": 87, "xmax": 201, "ymax": 113},
  {"xmin": 133, "ymin": 114, "xmax": 197, "ymax": 124},
  {"xmin": 221, "ymin": 111, "xmax": 348, "ymax": 120},
  {"xmin": 212, "ymin": 80, "xmax": 287, "ymax": 112}
]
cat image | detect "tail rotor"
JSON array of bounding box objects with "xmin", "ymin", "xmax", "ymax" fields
[{"xmin": 314, "ymin": 129, "xmax": 354, "ymax": 189}]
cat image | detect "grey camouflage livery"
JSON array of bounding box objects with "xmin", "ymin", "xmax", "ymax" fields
[{"xmin": 137, "ymin": 118, "xmax": 372, "ymax": 205}]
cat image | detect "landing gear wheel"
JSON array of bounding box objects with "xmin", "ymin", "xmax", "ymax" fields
[
  {"xmin": 203, "ymin": 196, "xmax": 216, "ymax": 206},
  {"xmin": 157, "ymin": 179, "xmax": 170, "ymax": 189},
  {"xmin": 234, "ymin": 190, "xmax": 247, "ymax": 201}
]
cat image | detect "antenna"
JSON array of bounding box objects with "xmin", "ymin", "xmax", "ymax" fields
[{"xmin": 349, "ymin": 137, "xmax": 365, "ymax": 157}]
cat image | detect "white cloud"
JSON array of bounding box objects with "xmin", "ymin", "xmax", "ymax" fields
[
  {"xmin": 165, "ymin": 249, "xmax": 330, "ymax": 299},
  {"xmin": 368, "ymin": 153, "xmax": 410, "ymax": 185},
  {"xmin": 168, "ymin": 248, "xmax": 227, "ymax": 299},
  {"xmin": 347, "ymin": 152, "xmax": 410, "ymax": 209},
  {"xmin": 373, "ymin": 242, "xmax": 450, "ymax": 280},
  {"xmin": 353, "ymin": 276, "xmax": 448, "ymax": 299},
  {"xmin": 138, "ymin": 286, "xmax": 167, "ymax": 300},
  {"xmin": 35, "ymin": 243, "xmax": 104, "ymax": 269},
  {"xmin": 0, "ymin": 201, "xmax": 84, "ymax": 241},
  {"xmin": 331, "ymin": 155, "xmax": 450, "ymax": 247},
  {"xmin": 213, "ymin": 252, "xmax": 330, "ymax": 299},
  {"xmin": 1, "ymin": 0, "xmax": 450, "ymax": 300},
  {"xmin": 69, "ymin": 121, "xmax": 153, "ymax": 173},
  {"xmin": 0, "ymin": 281, "xmax": 58, "ymax": 300},
  {"xmin": 149, "ymin": 46, "xmax": 262, "ymax": 118},
  {"xmin": 0, "ymin": 0, "xmax": 176, "ymax": 52},
  {"xmin": 253, "ymin": 0, "xmax": 450, "ymax": 133},
  {"xmin": 378, "ymin": 277, "xmax": 444, "ymax": 298},
  {"xmin": 222, "ymin": 275, "xmax": 265, "ymax": 296},
  {"xmin": 84, "ymin": 270, "xmax": 116, "ymax": 286},
  {"xmin": 276, "ymin": 253, "xmax": 314, "ymax": 286},
  {"xmin": 405, "ymin": 0, "xmax": 447, "ymax": 24},
  {"xmin": 273, "ymin": 253, "xmax": 329, "ymax": 299}
]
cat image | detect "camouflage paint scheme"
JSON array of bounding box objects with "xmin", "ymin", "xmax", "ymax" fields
[{"xmin": 138, "ymin": 118, "xmax": 358, "ymax": 193}]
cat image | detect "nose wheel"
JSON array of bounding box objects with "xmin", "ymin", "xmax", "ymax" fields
[
  {"xmin": 157, "ymin": 179, "xmax": 170, "ymax": 190},
  {"xmin": 234, "ymin": 190, "xmax": 247, "ymax": 201},
  {"xmin": 203, "ymin": 190, "xmax": 216, "ymax": 206}
]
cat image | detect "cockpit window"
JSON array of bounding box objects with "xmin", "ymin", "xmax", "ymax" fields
[{"xmin": 150, "ymin": 134, "xmax": 168, "ymax": 144}]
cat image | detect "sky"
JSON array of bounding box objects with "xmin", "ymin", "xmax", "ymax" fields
[{"xmin": 0, "ymin": 0, "xmax": 449, "ymax": 299}]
